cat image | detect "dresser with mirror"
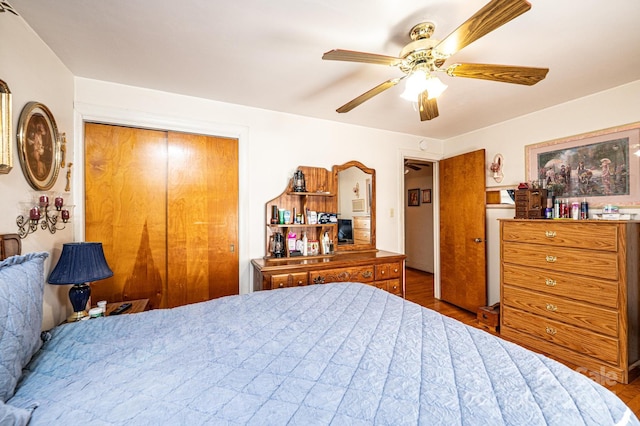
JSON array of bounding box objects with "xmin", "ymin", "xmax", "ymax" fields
[{"xmin": 251, "ymin": 161, "xmax": 406, "ymax": 297}]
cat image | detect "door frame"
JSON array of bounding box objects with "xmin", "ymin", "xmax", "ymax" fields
[
  {"xmin": 73, "ymin": 102, "xmax": 251, "ymax": 294},
  {"xmin": 399, "ymin": 148, "xmax": 442, "ymax": 298}
]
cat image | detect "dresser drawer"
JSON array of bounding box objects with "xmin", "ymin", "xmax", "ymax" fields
[
  {"xmin": 271, "ymin": 272, "xmax": 308, "ymax": 289},
  {"xmin": 502, "ymin": 306, "xmax": 619, "ymax": 365},
  {"xmin": 309, "ymin": 266, "xmax": 374, "ymax": 284},
  {"xmin": 386, "ymin": 279, "xmax": 402, "ymax": 296},
  {"xmin": 502, "ymin": 221, "xmax": 618, "ymax": 251},
  {"xmin": 502, "ymin": 241, "xmax": 618, "ymax": 280},
  {"xmin": 353, "ymin": 229, "xmax": 370, "ymax": 241},
  {"xmin": 502, "ymin": 264, "xmax": 618, "ymax": 308},
  {"xmin": 375, "ymin": 262, "xmax": 401, "ymax": 280},
  {"xmin": 354, "ymin": 216, "xmax": 370, "ymax": 229},
  {"xmin": 502, "ymin": 285, "xmax": 618, "ymax": 336}
]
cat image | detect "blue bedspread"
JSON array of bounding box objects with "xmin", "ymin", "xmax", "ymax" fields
[{"xmin": 9, "ymin": 283, "xmax": 638, "ymax": 425}]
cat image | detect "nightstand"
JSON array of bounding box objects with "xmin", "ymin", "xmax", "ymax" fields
[{"xmin": 104, "ymin": 299, "xmax": 149, "ymax": 316}]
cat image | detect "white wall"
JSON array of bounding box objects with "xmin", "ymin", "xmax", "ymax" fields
[
  {"xmin": 73, "ymin": 78, "xmax": 444, "ymax": 298},
  {"xmin": 0, "ymin": 14, "xmax": 75, "ymax": 329},
  {"xmin": 445, "ymin": 80, "xmax": 640, "ymax": 305}
]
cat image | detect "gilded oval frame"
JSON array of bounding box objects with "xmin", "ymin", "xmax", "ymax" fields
[{"xmin": 17, "ymin": 102, "xmax": 60, "ymax": 190}]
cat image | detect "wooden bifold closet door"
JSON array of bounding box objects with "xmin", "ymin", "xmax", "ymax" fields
[{"xmin": 84, "ymin": 123, "xmax": 239, "ymax": 309}]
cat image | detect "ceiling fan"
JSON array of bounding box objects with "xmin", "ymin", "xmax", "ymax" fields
[
  {"xmin": 404, "ymin": 160, "xmax": 427, "ymax": 171},
  {"xmin": 322, "ymin": 0, "xmax": 549, "ymax": 121}
]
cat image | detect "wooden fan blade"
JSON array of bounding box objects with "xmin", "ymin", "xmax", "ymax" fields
[
  {"xmin": 447, "ymin": 63, "xmax": 548, "ymax": 85},
  {"xmin": 405, "ymin": 163, "xmax": 421, "ymax": 170},
  {"xmin": 323, "ymin": 49, "xmax": 402, "ymax": 66},
  {"xmin": 419, "ymin": 91, "xmax": 439, "ymax": 121},
  {"xmin": 336, "ymin": 78, "xmax": 402, "ymax": 113},
  {"xmin": 434, "ymin": 0, "xmax": 531, "ymax": 57}
]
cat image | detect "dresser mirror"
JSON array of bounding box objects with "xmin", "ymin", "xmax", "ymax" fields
[{"xmin": 333, "ymin": 161, "xmax": 376, "ymax": 252}]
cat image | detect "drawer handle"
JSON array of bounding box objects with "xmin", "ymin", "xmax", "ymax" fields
[
  {"xmin": 278, "ymin": 283, "xmax": 285, "ymax": 288},
  {"xmin": 545, "ymin": 231, "xmax": 556, "ymax": 238},
  {"xmin": 545, "ymin": 327, "xmax": 557, "ymax": 335},
  {"xmin": 296, "ymin": 280, "xmax": 304, "ymax": 286},
  {"xmin": 546, "ymin": 303, "xmax": 557, "ymax": 312},
  {"xmin": 545, "ymin": 255, "xmax": 557, "ymax": 263},
  {"xmin": 393, "ymin": 268, "xmax": 398, "ymax": 273},
  {"xmin": 545, "ymin": 278, "xmax": 557, "ymax": 287},
  {"xmin": 313, "ymin": 276, "xmax": 325, "ymax": 284},
  {"xmin": 362, "ymin": 271, "xmax": 373, "ymax": 279},
  {"xmin": 380, "ymin": 270, "xmax": 385, "ymax": 275}
]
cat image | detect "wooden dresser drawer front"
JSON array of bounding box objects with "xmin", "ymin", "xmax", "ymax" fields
[
  {"xmin": 502, "ymin": 307, "xmax": 619, "ymax": 365},
  {"xmin": 271, "ymin": 272, "xmax": 308, "ymax": 289},
  {"xmin": 502, "ymin": 285, "xmax": 618, "ymax": 337},
  {"xmin": 502, "ymin": 264, "xmax": 618, "ymax": 308},
  {"xmin": 354, "ymin": 229, "xmax": 370, "ymax": 240},
  {"xmin": 502, "ymin": 221, "xmax": 618, "ymax": 251},
  {"xmin": 387, "ymin": 279, "xmax": 402, "ymax": 296},
  {"xmin": 366, "ymin": 280, "xmax": 388, "ymax": 292},
  {"xmin": 309, "ymin": 266, "xmax": 374, "ymax": 284},
  {"xmin": 503, "ymin": 242, "xmax": 619, "ymax": 280},
  {"xmin": 375, "ymin": 262, "xmax": 401, "ymax": 280},
  {"xmin": 354, "ymin": 217, "xmax": 371, "ymax": 228}
]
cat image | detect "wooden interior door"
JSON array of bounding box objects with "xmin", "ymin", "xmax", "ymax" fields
[
  {"xmin": 167, "ymin": 132, "xmax": 238, "ymax": 307},
  {"xmin": 439, "ymin": 149, "xmax": 487, "ymax": 312},
  {"xmin": 85, "ymin": 123, "xmax": 239, "ymax": 309},
  {"xmin": 85, "ymin": 124, "xmax": 168, "ymax": 308}
]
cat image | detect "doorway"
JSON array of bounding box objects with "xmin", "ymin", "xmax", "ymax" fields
[{"xmin": 403, "ymin": 159, "xmax": 435, "ymax": 273}]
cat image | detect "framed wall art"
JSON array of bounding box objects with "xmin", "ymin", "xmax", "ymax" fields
[
  {"xmin": 17, "ymin": 102, "xmax": 61, "ymax": 190},
  {"xmin": 0, "ymin": 79, "xmax": 11, "ymax": 174},
  {"xmin": 408, "ymin": 188, "xmax": 420, "ymax": 206},
  {"xmin": 525, "ymin": 122, "xmax": 640, "ymax": 207},
  {"xmin": 421, "ymin": 189, "xmax": 431, "ymax": 204}
]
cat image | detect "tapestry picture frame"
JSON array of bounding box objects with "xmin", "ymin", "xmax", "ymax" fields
[
  {"xmin": 17, "ymin": 102, "xmax": 61, "ymax": 190},
  {"xmin": 525, "ymin": 122, "xmax": 640, "ymax": 207}
]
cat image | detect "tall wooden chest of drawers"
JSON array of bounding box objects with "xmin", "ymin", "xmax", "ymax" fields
[{"xmin": 500, "ymin": 219, "xmax": 639, "ymax": 383}]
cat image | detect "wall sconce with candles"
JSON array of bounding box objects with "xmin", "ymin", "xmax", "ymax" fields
[{"xmin": 16, "ymin": 192, "xmax": 73, "ymax": 239}]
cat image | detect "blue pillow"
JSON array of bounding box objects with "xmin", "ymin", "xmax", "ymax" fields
[
  {"xmin": 0, "ymin": 400, "xmax": 33, "ymax": 426},
  {"xmin": 0, "ymin": 252, "xmax": 49, "ymax": 402}
]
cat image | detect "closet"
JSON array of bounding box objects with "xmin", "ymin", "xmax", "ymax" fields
[{"xmin": 84, "ymin": 123, "xmax": 239, "ymax": 309}]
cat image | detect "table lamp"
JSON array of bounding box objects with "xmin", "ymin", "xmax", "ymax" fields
[{"xmin": 48, "ymin": 242, "xmax": 113, "ymax": 322}]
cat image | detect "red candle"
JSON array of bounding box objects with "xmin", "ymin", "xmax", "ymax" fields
[
  {"xmin": 61, "ymin": 209, "xmax": 70, "ymax": 221},
  {"xmin": 29, "ymin": 207, "xmax": 41, "ymax": 221},
  {"xmin": 55, "ymin": 197, "xmax": 64, "ymax": 210},
  {"xmin": 39, "ymin": 195, "xmax": 49, "ymax": 207}
]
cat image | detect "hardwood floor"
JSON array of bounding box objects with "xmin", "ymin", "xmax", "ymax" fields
[{"xmin": 404, "ymin": 267, "xmax": 640, "ymax": 419}]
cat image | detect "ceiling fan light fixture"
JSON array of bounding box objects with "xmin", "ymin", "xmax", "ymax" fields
[
  {"xmin": 400, "ymin": 69, "xmax": 428, "ymax": 101},
  {"xmin": 424, "ymin": 76, "xmax": 448, "ymax": 100},
  {"xmin": 400, "ymin": 71, "xmax": 447, "ymax": 101}
]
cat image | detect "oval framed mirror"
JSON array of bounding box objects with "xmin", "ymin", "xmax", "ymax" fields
[{"xmin": 333, "ymin": 161, "xmax": 376, "ymax": 252}]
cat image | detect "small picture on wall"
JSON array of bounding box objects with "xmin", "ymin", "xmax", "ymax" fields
[
  {"xmin": 408, "ymin": 188, "xmax": 420, "ymax": 206},
  {"xmin": 422, "ymin": 189, "xmax": 431, "ymax": 204}
]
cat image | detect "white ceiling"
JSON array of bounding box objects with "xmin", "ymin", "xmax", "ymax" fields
[{"xmin": 9, "ymin": 0, "xmax": 640, "ymax": 139}]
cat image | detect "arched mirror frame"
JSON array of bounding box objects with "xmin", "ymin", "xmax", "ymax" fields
[{"xmin": 333, "ymin": 160, "xmax": 376, "ymax": 253}]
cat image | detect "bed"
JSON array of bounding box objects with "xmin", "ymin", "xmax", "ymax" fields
[{"xmin": 1, "ymin": 250, "xmax": 638, "ymax": 425}]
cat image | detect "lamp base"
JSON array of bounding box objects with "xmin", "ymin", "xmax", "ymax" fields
[
  {"xmin": 66, "ymin": 310, "xmax": 88, "ymax": 322},
  {"xmin": 68, "ymin": 283, "xmax": 91, "ymax": 323}
]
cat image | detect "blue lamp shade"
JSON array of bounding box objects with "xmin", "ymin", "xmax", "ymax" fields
[{"xmin": 48, "ymin": 242, "xmax": 113, "ymax": 322}]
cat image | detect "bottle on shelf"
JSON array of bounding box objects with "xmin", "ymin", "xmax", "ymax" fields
[
  {"xmin": 302, "ymin": 232, "xmax": 308, "ymax": 256},
  {"xmin": 580, "ymin": 199, "xmax": 589, "ymax": 219}
]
